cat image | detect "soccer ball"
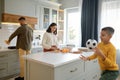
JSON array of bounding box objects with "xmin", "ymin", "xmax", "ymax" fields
[{"xmin": 86, "ymin": 39, "xmax": 97, "ymax": 50}]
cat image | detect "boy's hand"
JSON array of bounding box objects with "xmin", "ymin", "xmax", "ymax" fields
[
  {"xmin": 80, "ymin": 55, "xmax": 89, "ymax": 61},
  {"xmin": 5, "ymin": 40, "xmax": 10, "ymax": 45},
  {"xmin": 93, "ymin": 47, "xmax": 102, "ymax": 55},
  {"xmin": 93, "ymin": 47, "xmax": 106, "ymax": 61}
]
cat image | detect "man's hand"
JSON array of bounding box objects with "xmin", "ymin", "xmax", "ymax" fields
[{"xmin": 5, "ymin": 40, "xmax": 10, "ymax": 45}]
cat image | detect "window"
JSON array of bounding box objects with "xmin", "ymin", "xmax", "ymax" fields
[
  {"xmin": 65, "ymin": 8, "xmax": 81, "ymax": 47},
  {"xmin": 99, "ymin": 0, "xmax": 120, "ymax": 49}
]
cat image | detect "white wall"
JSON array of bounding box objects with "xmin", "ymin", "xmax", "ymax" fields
[
  {"xmin": 116, "ymin": 49, "xmax": 120, "ymax": 72},
  {"xmin": 0, "ymin": 24, "xmax": 19, "ymax": 48},
  {"xmin": 58, "ymin": 0, "xmax": 79, "ymax": 9}
]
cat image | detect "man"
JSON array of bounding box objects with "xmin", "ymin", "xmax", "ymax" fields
[{"xmin": 5, "ymin": 17, "xmax": 33, "ymax": 80}]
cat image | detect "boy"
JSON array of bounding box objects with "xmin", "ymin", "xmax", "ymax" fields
[{"xmin": 81, "ymin": 27, "xmax": 119, "ymax": 80}]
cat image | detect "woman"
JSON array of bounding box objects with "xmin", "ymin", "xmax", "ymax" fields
[{"xmin": 42, "ymin": 23, "xmax": 58, "ymax": 52}]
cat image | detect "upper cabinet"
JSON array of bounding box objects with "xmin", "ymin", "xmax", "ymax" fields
[
  {"xmin": 35, "ymin": 0, "xmax": 61, "ymax": 30},
  {"xmin": 58, "ymin": 9, "xmax": 64, "ymax": 30},
  {"xmin": 57, "ymin": 9, "xmax": 64, "ymax": 44},
  {"xmin": 52, "ymin": 9, "xmax": 57, "ymax": 23},
  {"xmin": 42, "ymin": 7, "xmax": 50, "ymax": 29},
  {"xmin": 3, "ymin": 0, "xmax": 37, "ymax": 17},
  {"xmin": 41, "ymin": 7, "xmax": 58, "ymax": 30},
  {"xmin": 2, "ymin": 13, "xmax": 37, "ymax": 24}
]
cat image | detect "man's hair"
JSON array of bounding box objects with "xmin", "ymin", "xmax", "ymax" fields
[
  {"xmin": 18, "ymin": 17, "xmax": 26, "ymax": 21},
  {"xmin": 102, "ymin": 27, "xmax": 114, "ymax": 35}
]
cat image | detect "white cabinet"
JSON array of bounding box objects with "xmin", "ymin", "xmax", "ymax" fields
[
  {"xmin": 25, "ymin": 59, "xmax": 84, "ymax": 80},
  {"xmin": 74, "ymin": 72, "xmax": 100, "ymax": 80},
  {"xmin": 40, "ymin": 8, "xmax": 65, "ymax": 44},
  {"xmin": 85, "ymin": 59, "xmax": 99, "ymax": 71},
  {"xmin": 24, "ymin": 52, "xmax": 100, "ymax": 80},
  {"xmin": 0, "ymin": 49, "xmax": 20, "ymax": 79},
  {"xmin": 57, "ymin": 9, "xmax": 64, "ymax": 44},
  {"xmin": 54, "ymin": 60, "xmax": 84, "ymax": 80},
  {"xmin": 4, "ymin": 0, "xmax": 37, "ymax": 17},
  {"xmin": 40, "ymin": 7, "xmax": 58, "ymax": 30},
  {"xmin": 34, "ymin": 0, "xmax": 61, "ymax": 30}
]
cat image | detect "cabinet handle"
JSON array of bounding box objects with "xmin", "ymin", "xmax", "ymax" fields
[
  {"xmin": 93, "ymin": 74, "xmax": 97, "ymax": 79},
  {"xmin": 93, "ymin": 60, "xmax": 97, "ymax": 63},
  {"xmin": 70, "ymin": 68, "xmax": 78, "ymax": 72},
  {"xmin": 0, "ymin": 68, "xmax": 5, "ymax": 71},
  {"xmin": 0, "ymin": 54, "xmax": 8, "ymax": 58}
]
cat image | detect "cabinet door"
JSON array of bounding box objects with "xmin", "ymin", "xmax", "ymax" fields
[
  {"xmin": 85, "ymin": 59, "xmax": 100, "ymax": 72},
  {"xmin": 4, "ymin": 0, "xmax": 36, "ymax": 17},
  {"xmin": 86, "ymin": 71, "xmax": 100, "ymax": 80},
  {"xmin": 0, "ymin": 62, "xmax": 8, "ymax": 78},
  {"xmin": 54, "ymin": 60, "xmax": 84, "ymax": 80},
  {"xmin": 7, "ymin": 51, "xmax": 20, "ymax": 75},
  {"xmin": 74, "ymin": 71, "xmax": 100, "ymax": 80},
  {"xmin": 43, "ymin": 8, "xmax": 50, "ymax": 29},
  {"xmin": 0, "ymin": 52, "xmax": 8, "ymax": 61},
  {"xmin": 57, "ymin": 9, "xmax": 64, "ymax": 44},
  {"xmin": 52, "ymin": 9, "xmax": 57, "ymax": 23}
]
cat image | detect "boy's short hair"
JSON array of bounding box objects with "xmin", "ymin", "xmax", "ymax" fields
[
  {"xmin": 18, "ymin": 17, "xmax": 26, "ymax": 21},
  {"xmin": 102, "ymin": 27, "xmax": 114, "ymax": 35}
]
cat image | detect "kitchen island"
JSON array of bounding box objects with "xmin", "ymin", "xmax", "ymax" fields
[{"xmin": 24, "ymin": 52, "xmax": 100, "ymax": 80}]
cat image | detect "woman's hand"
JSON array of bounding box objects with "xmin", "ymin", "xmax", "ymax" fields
[{"xmin": 51, "ymin": 45, "xmax": 58, "ymax": 50}]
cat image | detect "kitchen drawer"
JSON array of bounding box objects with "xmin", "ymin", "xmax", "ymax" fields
[
  {"xmin": 55, "ymin": 60, "xmax": 84, "ymax": 80},
  {"xmin": 87, "ymin": 71, "xmax": 100, "ymax": 80},
  {"xmin": 73, "ymin": 71, "xmax": 100, "ymax": 80},
  {"xmin": 8, "ymin": 66, "xmax": 20, "ymax": 74},
  {"xmin": 85, "ymin": 59, "xmax": 99, "ymax": 71},
  {"xmin": 72, "ymin": 75, "xmax": 88, "ymax": 80},
  {"xmin": 0, "ymin": 63, "xmax": 8, "ymax": 78},
  {"xmin": 8, "ymin": 54, "xmax": 19, "ymax": 61},
  {"xmin": 8, "ymin": 62, "xmax": 19, "ymax": 68},
  {"xmin": 8, "ymin": 62, "xmax": 20, "ymax": 75},
  {"xmin": 0, "ymin": 53, "xmax": 8, "ymax": 61},
  {"xmin": 8, "ymin": 50, "xmax": 18, "ymax": 56}
]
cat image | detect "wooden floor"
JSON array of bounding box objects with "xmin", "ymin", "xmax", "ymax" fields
[
  {"xmin": 7, "ymin": 75, "xmax": 120, "ymax": 80},
  {"xmin": 118, "ymin": 75, "xmax": 120, "ymax": 80}
]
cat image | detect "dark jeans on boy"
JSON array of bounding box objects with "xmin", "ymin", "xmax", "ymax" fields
[{"xmin": 99, "ymin": 70, "xmax": 119, "ymax": 80}]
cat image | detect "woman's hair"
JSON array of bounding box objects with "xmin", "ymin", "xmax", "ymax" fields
[
  {"xmin": 102, "ymin": 27, "xmax": 114, "ymax": 35},
  {"xmin": 46, "ymin": 23, "xmax": 57, "ymax": 35}
]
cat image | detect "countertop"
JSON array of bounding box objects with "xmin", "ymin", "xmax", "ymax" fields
[
  {"xmin": 0, "ymin": 48, "xmax": 17, "ymax": 52},
  {"xmin": 25, "ymin": 51, "xmax": 94, "ymax": 68}
]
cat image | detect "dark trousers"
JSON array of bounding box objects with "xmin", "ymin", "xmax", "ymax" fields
[{"xmin": 99, "ymin": 70, "xmax": 119, "ymax": 80}]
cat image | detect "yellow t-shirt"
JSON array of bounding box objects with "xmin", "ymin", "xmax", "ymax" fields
[{"xmin": 88, "ymin": 42, "xmax": 119, "ymax": 71}]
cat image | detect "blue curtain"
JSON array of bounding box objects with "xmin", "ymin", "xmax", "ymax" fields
[{"xmin": 81, "ymin": 0, "xmax": 99, "ymax": 47}]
